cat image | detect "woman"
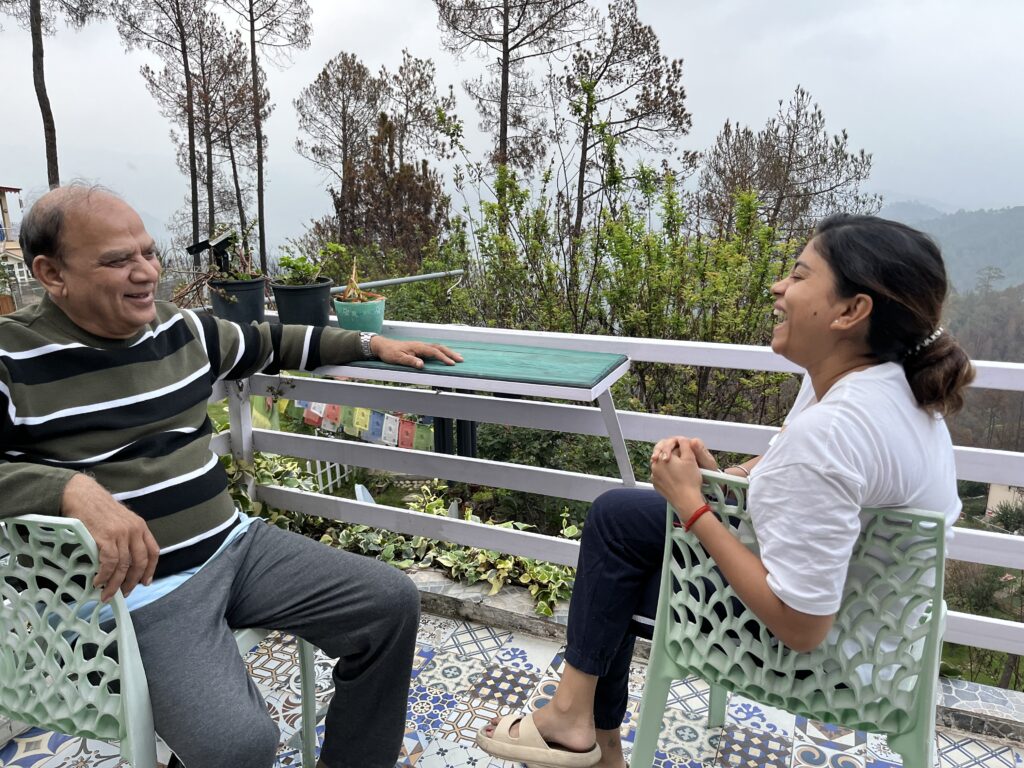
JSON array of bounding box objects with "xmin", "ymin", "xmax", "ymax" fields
[{"xmin": 476, "ymin": 214, "xmax": 974, "ymax": 768}]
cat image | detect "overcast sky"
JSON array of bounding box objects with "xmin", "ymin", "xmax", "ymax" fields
[{"xmin": 1, "ymin": 0, "xmax": 1020, "ymax": 252}]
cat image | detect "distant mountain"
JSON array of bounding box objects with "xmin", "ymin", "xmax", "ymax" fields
[
  {"xmin": 879, "ymin": 201, "xmax": 946, "ymax": 226},
  {"xmin": 880, "ymin": 203, "xmax": 1024, "ymax": 292}
]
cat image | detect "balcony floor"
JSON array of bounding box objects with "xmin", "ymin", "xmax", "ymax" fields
[{"xmin": 1, "ymin": 611, "xmax": 1020, "ymax": 768}]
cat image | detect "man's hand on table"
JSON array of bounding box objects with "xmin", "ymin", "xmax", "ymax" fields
[
  {"xmin": 369, "ymin": 336, "xmax": 464, "ymax": 369},
  {"xmin": 62, "ymin": 474, "xmax": 160, "ymax": 602}
]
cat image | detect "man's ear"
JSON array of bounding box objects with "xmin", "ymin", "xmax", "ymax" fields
[
  {"xmin": 32, "ymin": 255, "xmax": 66, "ymax": 298},
  {"xmin": 832, "ymin": 293, "xmax": 873, "ymax": 332}
]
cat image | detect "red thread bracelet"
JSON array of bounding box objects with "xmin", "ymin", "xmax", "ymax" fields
[{"xmin": 682, "ymin": 502, "xmax": 713, "ymax": 532}]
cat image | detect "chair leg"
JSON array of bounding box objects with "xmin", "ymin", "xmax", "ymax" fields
[
  {"xmin": 888, "ymin": 688, "xmax": 938, "ymax": 768},
  {"xmin": 631, "ymin": 672, "xmax": 672, "ymax": 768},
  {"xmin": 708, "ymin": 683, "xmax": 728, "ymax": 729},
  {"xmin": 298, "ymin": 638, "xmax": 318, "ymax": 768}
]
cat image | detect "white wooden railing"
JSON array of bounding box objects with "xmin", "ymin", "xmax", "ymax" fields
[{"xmin": 219, "ymin": 320, "xmax": 1024, "ymax": 657}]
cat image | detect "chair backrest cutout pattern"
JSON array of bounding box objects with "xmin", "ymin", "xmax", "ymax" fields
[
  {"xmin": 662, "ymin": 472, "xmax": 946, "ymax": 735},
  {"xmin": 0, "ymin": 515, "xmax": 132, "ymax": 740}
]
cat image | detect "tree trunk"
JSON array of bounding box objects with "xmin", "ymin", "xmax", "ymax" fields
[
  {"xmin": 998, "ymin": 654, "xmax": 1020, "ymax": 690},
  {"xmin": 174, "ymin": 5, "xmax": 200, "ymax": 265},
  {"xmin": 225, "ymin": 125, "xmax": 250, "ymax": 259},
  {"xmin": 497, "ymin": 0, "xmax": 510, "ymax": 167},
  {"xmin": 246, "ymin": 2, "xmax": 267, "ymax": 274},
  {"xmin": 29, "ymin": 0, "xmax": 59, "ymax": 188}
]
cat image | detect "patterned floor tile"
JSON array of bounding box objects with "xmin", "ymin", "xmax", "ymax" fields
[
  {"xmin": 669, "ymin": 677, "xmax": 712, "ymax": 717},
  {"xmin": 548, "ymin": 644, "xmax": 567, "ymax": 675},
  {"xmin": 34, "ymin": 737, "xmax": 127, "ymax": 767},
  {"xmin": 493, "ymin": 631, "xmax": 561, "ymax": 675},
  {"xmin": 715, "ymin": 724, "xmax": 792, "ymax": 768},
  {"xmin": 793, "ymin": 740, "xmax": 866, "ymax": 768},
  {"xmin": 417, "ymin": 650, "xmax": 489, "ymax": 695},
  {"xmin": 524, "ymin": 674, "xmax": 561, "ymax": 713},
  {"xmin": 467, "ymin": 664, "xmax": 540, "ymax": 708},
  {"xmin": 418, "ymin": 615, "xmax": 460, "ymax": 649},
  {"xmin": 413, "ymin": 644, "xmax": 439, "ymax": 678},
  {"xmin": 630, "ymin": 704, "xmax": 720, "ymax": 765},
  {"xmin": 727, "ymin": 697, "xmax": 795, "ymax": 739},
  {"xmin": 936, "ymin": 730, "xmax": 1019, "ymax": 768},
  {"xmin": 397, "ymin": 728, "xmax": 431, "ymax": 766},
  {"xmin": 795, "ymin": 716, "xmax": 866, "ymax": 752},
  {"xmin": 407, "ymin": 684, "xmax": 461, "ymax": 738},
  {"xmin": 436, "ymin": 696, "xmax": 515, "ymax": 747},
  {"xmin": 417, "ymin": 735, "xmax": 494, "ymax": 767},
  {"xmin": 866, "ymin": 732, "xmax": 902, "ymax": 764},
  {"xmin": 282, "ymin": 646, "xmax": 337, "ymax": 703},
  {"xmin": 247, "ymin": 631, "xmax": 302, "ymax": 691},
  {"xmin": 0, "ymin": 728, "xmax": 73, "ymax": 767},
  {"xmin": 438, "ymin": 622, "xmax": 513, "ymax": 661}
]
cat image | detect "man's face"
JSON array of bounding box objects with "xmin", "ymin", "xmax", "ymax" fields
[{"xmin": 49, "ymin": 194, "xmax": 162, "ymax": 339}]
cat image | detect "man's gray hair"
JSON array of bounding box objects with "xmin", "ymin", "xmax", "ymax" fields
[{"xmin": 19, "ymin": 183, "xmax": 119, "ymax": 270}]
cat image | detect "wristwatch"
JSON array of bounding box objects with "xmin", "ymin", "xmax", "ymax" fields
[{"xmin": 359, "ymin": 332, "xmax": 377, "ymax": 359}]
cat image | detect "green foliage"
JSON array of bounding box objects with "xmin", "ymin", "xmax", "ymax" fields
[
  {"xmin": 221, "ymin": 457, "xmax": 578, "ymax": 616},
  {"xmin": 992, "ymin": 496, "xmax": 1024, "ymax": 534},
  {"xmin": 274, "ymin": 254, "xmax": 322, "ymax": 286}
]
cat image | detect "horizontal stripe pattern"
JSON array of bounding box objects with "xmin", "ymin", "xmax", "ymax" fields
[
  {"xmin": 0, "ymin": 314, "xmax": 193, "ymax": 385},
  {"xmin": 0, "ymin": 298, "xmax": 364, "ymax": 575}
]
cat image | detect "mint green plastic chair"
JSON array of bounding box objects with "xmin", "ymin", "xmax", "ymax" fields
[
  {"xmin": 632, "ymin": 471, "xmax": 946, "ymax": 768},
  {"xmin": 0, "ymin": 514, "xmax": 319, "ymax": 766}
]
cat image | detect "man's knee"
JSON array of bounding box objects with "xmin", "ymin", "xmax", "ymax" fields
[
  {"xmin": 174, "ymin": 711, "xmax": 279, "ymax": 768},
  {"xmin": 386, "ymin": 569, "xmax": 421, "ymax": 636}
]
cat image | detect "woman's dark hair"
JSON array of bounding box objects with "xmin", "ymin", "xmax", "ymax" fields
[{"xmin": 812, "ymin": 213, "xmax": 975, "ymax": 416}]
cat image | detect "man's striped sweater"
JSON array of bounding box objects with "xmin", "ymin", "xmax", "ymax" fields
[{"xmin": 0, "ymin": 297, "xmax": 363, "ymax": 577}]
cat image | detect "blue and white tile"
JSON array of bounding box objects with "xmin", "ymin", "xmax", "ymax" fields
[
  {"xmin": 792, "ymin": 740, "xmax": 866, "ymax": 768},
  {"xmin": 438, "ymin": 621, "xmax": 513, "ymax": 661},
  {"xmin": 436, "ymin": 694, "xmax": 515, "ymax": 747},
  {"xmin": 714, "ymin": 724, "xmax": 792, "ymax": 768},
  {"xmin": 397, "ymin": 728, "xmax": 431, "ymax": 766},
  {"xmin": 524, "ymin": 675, "xmax": 561, "ymax": 713},
  {"xmin": 418, "ymin": 615, "xmax": 460, "ymax": 650},
  {"xmin": 467, "ymin": 664, "xmax": 540, "ymax": 708},
  {"xmin": 493, "ymin": 631, "xmax": 560, "ymax": 675},
  {"xmin": 936, "ymin": 730, "xmax": 1019, "ymax": 768},
  {"xmin": 652, "ymin": 706, "xmax": 720, "ymax": 764},
  {"xmin": 795, "ymin": 716, "xmax": 866, "ymax": 753},
  {"xmin": 417, "ymin": 650, "xmax": 489, "ymax": 696},
  {"xmin": 417, "ymin": 736, "xmax": 495, "ymax": 767},
  {"xmin": 668, "ymin": 677, "xmax": 712, "ymax": 717},
  {"xmin": 866, "ymin": 732, "xmax": 902, "ymax": 765},
  {"xmin": 726, "ymin": 696, "xmax": 795, "ymax": 739},
  {"xmin": 406, "ymin": 684, "xmax": 461, "ymax": 738},
  {"xmin": 0, "ymin": 728, "xmax": 72, "ymax": 767},
  {"xmin": 414, "ymin": 645, "xmax": 438, "ymax": 678},
  {"xmin": 33, "ymin": 737, "xmax": 126, "ymax": 768}
]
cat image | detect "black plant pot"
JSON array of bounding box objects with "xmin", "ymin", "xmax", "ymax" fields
[
  {"xmin": 209, "ymin": 277, "xmax": 266, "ymax": 324},
  {"xmin": 271, "ymin": 277, "xmax": 334, "ymax": 327}
]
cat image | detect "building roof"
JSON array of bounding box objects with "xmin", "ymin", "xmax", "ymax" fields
[{"xmin": 0, "ymin": 186, "xmax": 22, "ymax": 193}]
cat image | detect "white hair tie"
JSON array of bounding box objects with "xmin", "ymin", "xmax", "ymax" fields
[{"xmin": 911, "ymin": 326, "xmax": 944, "ymax": 355}]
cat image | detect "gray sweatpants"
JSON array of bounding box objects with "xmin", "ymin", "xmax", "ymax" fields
[{"xmin": 130, "ymin": 520, "xmax": 420, "ymax": 768}]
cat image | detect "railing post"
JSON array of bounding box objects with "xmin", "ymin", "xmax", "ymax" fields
[{"xmin": 227, "ymin": 378, "xmax": 255, "ymax": 499}]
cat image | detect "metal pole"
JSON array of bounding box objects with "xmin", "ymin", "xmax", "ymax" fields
[{"xmin": 329, "ymin": 269, "xmax": 463, "ymax": 294}]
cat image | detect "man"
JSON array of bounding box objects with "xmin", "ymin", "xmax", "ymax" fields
[{"xmin": 1, "ymin": 184, "xmax": 462, "ymax": 768}]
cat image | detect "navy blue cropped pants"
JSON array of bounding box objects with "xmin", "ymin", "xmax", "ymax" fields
[{"xmin": 563, "ymin": 488, "xmax": 668, "ymax": 730}]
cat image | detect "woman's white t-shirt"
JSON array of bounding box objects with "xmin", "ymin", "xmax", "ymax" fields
[{"xmin": 748, "ymin": 363, "xmax": 961, "ymax": 616}]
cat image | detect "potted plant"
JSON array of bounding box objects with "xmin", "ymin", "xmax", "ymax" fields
[
  {"xmin": 174, "ymin": 231, "xmax": 266, "ymax": 324},
  {"xmin": 333, "ymin": 256, "xmax": 386, "ymax": 333},
  {"xmin": 271, "ymin": 253, "xmax": 333, "ymax": 327}
]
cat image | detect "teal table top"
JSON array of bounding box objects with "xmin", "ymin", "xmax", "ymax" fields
[{"xmin": 344, "ymin": 338, "xmax": 628, "ymax": 390}]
